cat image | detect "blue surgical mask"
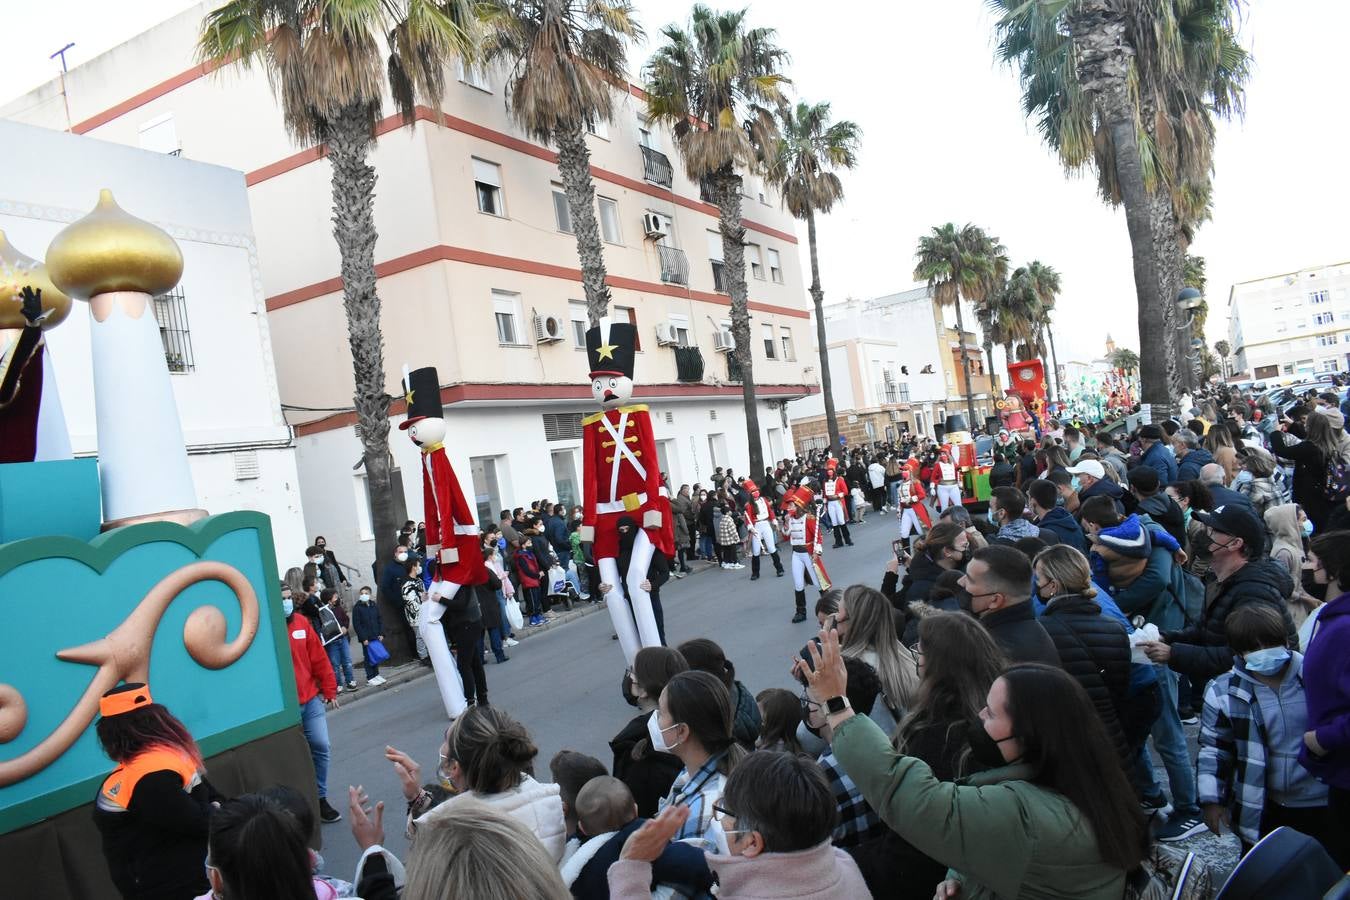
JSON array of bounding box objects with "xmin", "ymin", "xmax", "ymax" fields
[
  {"xmin": 1303, "ymin": 520, "xmax": 1314, "ymax": 537},
  {"xmin": 1182, "ymin": 508, "xmax": 1192, "ymax": 526},
  {"xmin": 1071, "ymin": 476, "xmax": 1082, "ymax": 493},
  {"xmin": 281, "ymin": 599, "xmax": 294, "ymax": 617},
  {"xmin": 986, "ymin": 506, "xmax": 999, "ymax": 525},
  {"xmin": 1243, "ymin": 647, "xmax": 1291, "ymax": 675}
]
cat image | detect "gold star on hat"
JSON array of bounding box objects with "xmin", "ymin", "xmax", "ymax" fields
[{"xmin": 595, "ymin": 341, "xmax": 617, "ymax": 361}]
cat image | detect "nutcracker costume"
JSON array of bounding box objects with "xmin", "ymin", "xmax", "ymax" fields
[
  {"xmin": 578, "ymin": 318, "xmax": 673, "ymax": 665},
  {"xmin": 931, "ymin": 449, "xmax": 962, "ymax": 512},
  {"xmin": 400, "ymin": 366, "xmax": 488, "ymax": 720},
  {"xmin": 785, "ymin": 488, "xmax": 830, "ymax": 624},
  {"xmin": 742, "ymin": 478, "xmax": 784, "ymax": 580},
  {"xmin": 894, "ymin": 469, "xmax": 932, "ymax": 545},
  {"xmin": 823, "ymin": 462, "xmax": 853, "ymax": 548}
]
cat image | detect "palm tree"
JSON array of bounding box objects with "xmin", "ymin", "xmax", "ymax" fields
[
  {"xmin": 478, "ymin": 0, "xmax": 642, "ymax": 326},
  {"xmin": 645, "ymin": 5, "xmax": 788, "ymax": 476},
  {"xmin": 914, "ymin": 224, "xmax": 1008, "ymax": 430},
  {"xmin": 762, "ymin": 100, "xmax": 860, "ymax": 454},
  {"xmin": 199, "ymin": 0, "xmax": 473, "ymax": 660},
  {"xmin": 1022, "ymin": 260, "xmax": 1063, "ymax": 402},
  {"xmin": 1214, "ymin": 338, "xmax": 1230, "ymax": 379},
  {"xmin": 1109, "ymin": 347, "xmax": 1140, "ymax": 376}
]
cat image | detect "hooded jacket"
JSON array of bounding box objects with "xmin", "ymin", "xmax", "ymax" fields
[
  {"xmin": 1039, "ymin": 594, "xmax": 1131, "ymax": 762},
  {"xmin": 1135, "ymin": 492, "xmax": 1187, "ymax": 550},
  {"xmin": 1139, "ymin": 440, "xmax": 1178, "ymax": 486},
  {"xmin": 417, "ymin": 775, "xmax": 566, "ymax": 862},
  {"xmin": 1036, "ymin": 507, "xmax": 1089, "ymax": 554},
  {"xmin": 1079, "ymin": 476, "xmax": 1126, "ymax": 515},
  {"xmin": 1166, "ymin": 558, "xmax": 1297, "ymax": 682},
  {"xmin": 1301, "ymin": 590, "xmax": 1350, "ymax": 789},
  {"xmin": 896, "ymin": 550, "xmax": 947, "ymax": 608},
  {"xmin": 1176, "ymin": 446, "xmax": 1215, "ymax": 482}
]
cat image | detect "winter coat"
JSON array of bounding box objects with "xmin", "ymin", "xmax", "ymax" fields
[
  {"xmin": 609, "ymin": 840, "xmax": 869, "ymax": 900},
  {"xmin": 1176, "ymin": 447, "xmax": 1215, "ymax": 483},
  {"xmin": 1269, "ymin": 430, "xmax": 1333, "ymax": 529},
  {"xmin": 1301, "ymin": 590, "xmax": 1350, "ymax": 789},
  {"xmin": 1135, "ymin": 492, "xmax": 1187, "ymax": 550},
  {"xmin": 670, "ymin": 493, "xmax": 694, "ymax": 546},
  {"xmin": 717, "ymin": 509, "xmax": 741, "ymax": 546},
  {"xmin": 417, "ymin": 775, "xmax": 566, "ymax": 862},
  {"xmin": 980, "ymin": 602, "xmax": 1061, "ymax": 666},
  {"xmin": 286, "ymin": 612, "xmax": 336, "ymax": 706},
  {"xmin": 1039, "ymin": 594, "xmax": 1131, "ymax": 762},
  {"xmin": 1139, "ymin": 441, "xmax": 1178, "ymax": 486},
  {"xmin": 514, "ymin": 547, "xmax": 542, "ymax": 589},
  {"xmin": 1079, "ymin": 476, "xmax": 1126, "ymax": 515},
  {"xmin": 1037, "ymin": 506, "xmax": 1089, "ymax": 554},
  {"xmin": 611, "ymin": 712, "xmax": 683, "ymax": 818},
  {"xmin": 896, "ymin": 551, "xmax": 947, "ymax": 608},
  {"xmin": 993, "ymin": 516, "xmax": 1042, "ymax": 544},
  {"xmin": 474, "ymin": 570, "xmax": 503, "ymax": 631},
  {"xmin": 1207, "ymin": 482, "xmax": 1256, "ymax": 514},
  {"xmin": 1239, "ymin": 475, "xmax": 1281, "ymax": 520},
  {"xmin": 439, "ymin": 571, "xmax": 484, "ymax": 631},
  {"xmin": 832, "ymin": 715, "xmax": 1128, "ymax": 900},
  {"xmin": 1105, "ymin": 545, "xmax": 1184, "ymax": 631},
  {"xmin": 564, "ymin": 818, "xmax": 713, "ymax": 900},
  {"xmin": 697, "ymin": 499, "xmax": 715, "ymax": 536},
  {"xmin": 351, "ymin": 598, "xmax": 383, "ymax": 643},
  {"xmin": 731, "ymin": 680, "xmax": 763, "ymax": 751},
  {"xmin": 1165, "ymin": 558, "xmax": 1297, "ymax": 683}
]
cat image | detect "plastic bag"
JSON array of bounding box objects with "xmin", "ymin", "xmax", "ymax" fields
[
  {"xmin": 505, "ymin": 597, "xmax": 524, "ymax": 631},
  {"xmin": 365, "ymin": 639, "xmax": 390, "ymax": 666}
]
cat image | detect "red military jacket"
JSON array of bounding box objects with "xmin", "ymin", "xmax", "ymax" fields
[
  {"xmin": 823, "ymin": 475, "xmax": 848, "ymax": 502},
  {"xmin": 744, "ymin": 494, "xmax": 777, "ymax": 526},
  {"xmin": 785, "ymin": 512, "xmax": 823, "ymax": 555},
  {"xmin": 421, "ymin": 443, "xmax": 488, "ymax": 586},
  {"xmin": 579, "ymin": 404, "xmax": 674, "ymax": 558}
]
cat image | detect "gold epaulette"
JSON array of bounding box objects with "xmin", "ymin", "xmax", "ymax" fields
[{"xmin": 582, "ymin": 404, "xmax": 650, "ymax": 426}]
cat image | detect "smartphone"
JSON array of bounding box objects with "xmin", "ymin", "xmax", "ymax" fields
[
  {"xmin": 892, "ymin": 539, "xmax": 909, "ymax": 564},
  {"xmin": 796, "ymin": 637, "xmax": 823, "ymax": 683}
]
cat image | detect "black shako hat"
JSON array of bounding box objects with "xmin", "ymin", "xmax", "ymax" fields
[
  {"xmin": 586, "ymin": 318, "xmax": 637, "ymax": 379},
  {"xmin": 399, "ymin": 366, "xmax": 442, "ymax": 430}
]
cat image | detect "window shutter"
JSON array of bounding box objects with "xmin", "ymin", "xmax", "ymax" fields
[
  {"xmin": 542, "ymin": 413, "xmax": 584, "ymax": 441},
  {"xmin": 473, "ymin": 158, "xmax": 501, "ymax": 186}
]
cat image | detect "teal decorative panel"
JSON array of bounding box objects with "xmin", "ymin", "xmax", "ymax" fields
[{"xmin": 0, "ymin": 459, "xmax": 101, "ymax": 543}]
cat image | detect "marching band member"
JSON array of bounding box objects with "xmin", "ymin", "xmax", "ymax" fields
[
  {"xmin": 894, "ymin": 467, "xmax": 932, "ymax": 548},
  {"xmin": 785, "ymin": 488, "xmax": 830, "ymax": 624},
  {"xmin": 742, "ymin": 478, "xmax": 785, "ymax": 580}
]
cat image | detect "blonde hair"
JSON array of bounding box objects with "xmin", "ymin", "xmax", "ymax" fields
[
  {"xmin": 403, "ymin": 801, "xmax": 569, "ymax": 900},
  {"xmin": 839, "ymin": 585, "xmax": 919, "ymax": 713},
  {"xmin": 1033, "ymin": 545, "xmax": 1097, "ymax": 599},
  {"xmin": 1214, "ymin": 445, "xmax": 1239, "ymax": 485}
]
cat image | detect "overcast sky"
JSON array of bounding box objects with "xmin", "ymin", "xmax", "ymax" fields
[{"xmin": 5, "ymin": 1, "xmax": 1347, "ymax": 364}]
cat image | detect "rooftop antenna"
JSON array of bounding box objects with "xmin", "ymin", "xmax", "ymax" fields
[
  {"xmin": 50, "ymin": 43, "xmax": 75, "ymax": 72},
  {"xmin": 50, "ymin": 43, "xmax": 75, "ymax": 131}
]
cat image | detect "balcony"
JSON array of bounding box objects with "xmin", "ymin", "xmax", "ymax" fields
[
  {"xmin": 675, "ymin": 346, "xmax": 705, "ymax": 382},
  {"xmin": 700, "ymin": 178, "xmax": 718, "ymax": 204},
  {"xmin": 711, "ymin": 260, "xmax": 729, "ymax": 293},
  {"xmin": 727, "ymin": 351, "xmax": 743, "ymax": 383},
  {"xmin": 640, "ymin": 145, "xmax": 674, "ymax": 188},
  {"xmin": 657, "ymin": 244, "xmax": 689, "ymax": 285}
]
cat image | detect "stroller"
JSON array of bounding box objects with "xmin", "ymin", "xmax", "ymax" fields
[{"xmin": 545, "ymin": 562, "xmax": 582, "ymax": 612}]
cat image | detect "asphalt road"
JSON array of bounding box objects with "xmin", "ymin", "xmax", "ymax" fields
[{"xmin": 316, "ymin": 513, "xmax": 896, "ymax": 878}]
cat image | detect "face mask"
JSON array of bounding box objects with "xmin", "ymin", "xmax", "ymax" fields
[
  {"xmin": 1243, "ymin": 647, "xmax": 1291, "ymax": 675},
  {"xmin": 395, "ymin": 553, "xmax": 408, "ymax": 562},
  {"xmin": 359, "ymin": 592, "xmax": 371, "ymax": 603},
  {"xmin": 311, "ymin": 556, "xmax": 323, "ymax": 564},
  {"xmin": 1071, "ymin": 476, "xmax": 1082, "ymax": 493},
  {"xmin": 1182, "ymin": 507, "xmax": 1192, "ymax": 526},
  {"xmin": 968, "ymin": 722, "xmax": 1017, "ymax": 768},
  {"xmin": 1303, "ymin": 520, "xmax": 1314, "ymax": 537},
  {"xmin": 1054, "ymin": 494, "xmax": 1065, "ymax": 507},
  {"xmin": 281, "ymin": 599, "xmax": 294, "ymax": 617},
  {"xmin": 1233, "ymin": 471, "xmax": 1253, "ymax": 486},
  {"xmin": 647, "ymin": 710, "xmax": 682, "ymax": 752},
  {"xmin": 1302, "ymin": 568, "xmax": 1328, "ymax": 601},
  {"xmin": 986, "ymin": 507, "xmax": 999, "ymax": 525}
]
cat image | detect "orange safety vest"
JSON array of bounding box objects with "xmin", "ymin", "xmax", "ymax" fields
[{"xmin": 99, "ymin": 747, "xmax": 200, "ymax": 811}]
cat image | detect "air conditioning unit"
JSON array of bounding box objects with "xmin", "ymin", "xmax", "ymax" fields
[
  {"xmin": 655, "ymin": 322, "xmax": 678, "ymax": 346},
  {"xmin": 642, "ymin": 211, "xmax": 668, "ymax": 240},
  {"xmin": 534, "ymin": 313, "xmax": 565, "ymax": 344},
  {"xmin": 713, "ymin": 329, "xmax": 735, "ymax": 352}
]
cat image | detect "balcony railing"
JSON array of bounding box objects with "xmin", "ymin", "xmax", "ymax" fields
[
  {"xmin": 711, "ymin": 260, "xmax": 728, "ymax": 293},
  {"xmin": 657, "ymin": 244, "xmax": 689, "ymax": 285},
  {"xmin": 640, "ymin": 145, "xmax": 674, "ymax": 188},
  {"xmin": 675, "ymin": 346, "xmax": 705, "ymax": 383},
  {"xmin": 727, "ymin": 351, "xmax": 743, "ymax": 383},
  {"xmin": 700, "ymin": 178, "xmax": 717, "ymax": 204}
]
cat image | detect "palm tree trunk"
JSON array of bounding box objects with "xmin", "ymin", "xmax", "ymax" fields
[
  {"xmin": 555, "ymin": 122, "xmax": 612, "ymax": 327},
  {"xmin": 1066, "ymin": 3, "xmax": 1170, "ymax": 423},
  {"xmin": 715, "ymin": 170, "xmax": 765, "ymax": 477},
  {"xmin": 1150, "ymin": 190, "xmax": 1189, "ymax": 402},
  {"xmin": 328, "ymin": 104, "xmax": 403, "ymax": 659},
  {"xmin": 1046, "ymin": 324, "xmax": 1063, "ymax": 407},
  {"xmin": 952, "ymin": 298, "xmax": 978, "ymax": 432},
  {"xmin": 805, "ymin": 207, "xmax": 839, "ymax": 452}
]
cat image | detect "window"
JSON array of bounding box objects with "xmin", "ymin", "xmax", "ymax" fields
[
  {"xmin": 780, "ymin": 326, "xmax": 794, "ymax": 361},
  {"xmin": 669, "ymin": 312, "xmax": 692, "ymax": 347},
  {"xmin": 474, "ymin": 158, "xmax": 504, "ymax": 215},
  {"xmin": 708, "ymin": 230, "xmax": 727, "ymax": 293},
  {"xmin": 708, "ymin": 433, "xmax": 727, "ymax": 468},
  {"xmin": 356, "ymin": 468, "xmax": 409, "ymax": 542},
  {"xmin": 746, "ymin": 243, "xmax": 764, "ymax": 280},
  {"xmin": 767, "ymin": 248, "xmax": 783, "ymax": 283},
  {"xmin": 614, "ymin": 305, "xmax": 641, "ymax": 350},
  {"xmin": 568, "ymin": 301, "xmax": 587, "ymax": 348},
  {"xmin": 597, "ymin": 196, "xmax": 621, "ymax": 243},
  {"xmin": 153, "ymin": 287, "xmax": 194, "ymax": 372},
  {"xmin": 457, "ymin": 59, "xmax": 491, "ymax": 91},
  {"xmin": 551, "ymin": 449, "xmax": 580, "ymax": 508},
  {"xmin": 493, "ymin": 290, "xmax": 523, "ymax": 344},
  {"xmin": 638, "ymin": 119, "xmax": 656, "ymax": 149},
  {"xmin": 1315, "ymin": 311, "xmax": 1336, "ymax": 326},
  {"xmin": 542, "ymin": 412, "xmax": 584, "ymax": 441},
  {"xmin": 1281, "ymin": 363, "xmax": 1295, "ymax": 375},
  {"xmin": 762, "ymin": 323, "xmax": 777, "ymax": 359},
  {"xmin": 586, "ymin": 119, "xmax": 609, "ymax": 139},
  {"xmin": 552, "ymin": 184, "xmax": 573, "ymax": 233},
  {"xmin": 1323, "ymin": 359, "xmax": 1341, "ymax": 373},
  {"xmin": 1318, "ymin": 333, "xmax": 1339, "ymax": 347},
  {"xmin": 469, "ymin": 456, "xmax": 502, "ymax": 526},
  {"xmin": 1311, "ymin": 290, "xmax": 1330, "ymax": 305},
  {"xmin": 655, "ymin": 439, "xmax": 674, "ymax": 484},
  {"xmin": 138, "ymin": 113, "xmax": 180, "ymax": 156}
]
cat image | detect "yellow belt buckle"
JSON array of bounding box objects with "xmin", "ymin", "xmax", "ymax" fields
[{"xmin": 622, "ymin": 492, "xmax": 641, "ymax": 512}]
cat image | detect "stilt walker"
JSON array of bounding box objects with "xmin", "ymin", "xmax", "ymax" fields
[
  {"xmin": 931, "ymin": 448, "xmax": 963, "ymax": 512},
  {"xmin": 742, "ymin": 479, "xmax": 784, "ymax": 581},
  {"xmin": 399, "ymin": 366, "xmax": 487, "ymax": 720},
  {"xmin": 823, "ymin": 461, "xmax": 852, "ymax": 548},
  {"xmin": 785, "ymin": 488, "xmax": 830, "ymax": 624},
  {"xmin": 895, "ymin": 468, "xmax": 932, "ymax": 549},
  {"xmin": 579, "ymin": 318, "xmax": 673, "ymax": 665}
]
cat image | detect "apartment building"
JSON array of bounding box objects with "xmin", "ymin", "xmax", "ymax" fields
[
  {"xmin": 789, "ymin": 286, "xmax": 998, "ymax": 449},
  {"xmin": 1228, "ymin": 262, "xmax": 1350, "ymax": 382},
  {"xmin": 3, "ymin": 2, "xmax": 815, "ymax": 575}
]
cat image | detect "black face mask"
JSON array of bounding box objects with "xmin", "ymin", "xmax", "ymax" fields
[
  {"xmin": 967, "ymin": 723, "xmax": 1017, "ymax": 769},
  {"xmin": 1302, "ymin": 569, "xmax": 1328, "ymax": 603}
]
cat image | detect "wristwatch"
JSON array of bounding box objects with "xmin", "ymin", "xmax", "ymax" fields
[{"xmin": 825, "ymin": 695, "xmax": 851, "ymax": 715}]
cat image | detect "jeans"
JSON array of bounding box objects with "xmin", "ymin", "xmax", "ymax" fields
[
  {"xmin": 564, "ymin": 564, "xmax": 587, "ymax": 598},
  {"xmin": 1133, "ymin": 666, "xmax": 1198, "ymax": 816},
  {"xmin": 300, "ymin": 695, "xmax": 330, "ymax": 799},
  {"xmin": 325, "ymin": 638, "xmax": 354, "ymax": 686},
  {"xmin": 497, "ymin": 589, "xmax": 515, "ymax": 638},
  {"xmin": 361, "ymin": 646, "xmax": 380, "ymax": 680},
  {"xmin": 699, "ymin": 534, "xmax": 714, "ymax": 560},
  {"xmin": 887, "ymin": 480, "xmax": 900, "ymax": 507}
]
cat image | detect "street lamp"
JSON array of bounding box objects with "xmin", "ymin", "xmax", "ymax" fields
[{"xmin": 1175, "ymin": 287, "xmax": 1205, "ymax": 395}]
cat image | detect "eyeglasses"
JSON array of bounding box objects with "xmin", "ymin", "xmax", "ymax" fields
[
  {"xmin": 712, "ymin": 803, "xmax": 751, "ymax": 835},
  {"xmin": 826, "ymin": 613, "xmax": 848, "ymax": 630}
]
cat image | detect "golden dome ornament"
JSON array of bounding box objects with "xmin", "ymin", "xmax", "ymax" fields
[
  {"xmin": 0, "ymin": 230, "xmax": 73, "ymax": 331},
  {"xmin": 46, "ymin": 189, "xmax": 183, "ymax": 301}
]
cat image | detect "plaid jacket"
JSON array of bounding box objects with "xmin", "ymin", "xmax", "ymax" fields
[
  {"xmin": 819, "ymin": 748, "xmax": 884, "ymax": 848},
  {"xmin": 1198, "ymin": 653, "xmax": 1323, "ymax": 843},
  {"xmin": 659, "ymin": 752, "xmax": 728, "ymax": 855}
]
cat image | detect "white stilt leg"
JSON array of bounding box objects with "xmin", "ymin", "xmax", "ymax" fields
[
  {"xmin": 622, "ymin": 529, "xmax": 661, "ymax": 648},
  {"xmin": 599, "ymin": 556, "xmax": 642, "ymax": 665},
  {"xmin": 419, "ymin": 582, "xmax": 468, "ymax": 720}
]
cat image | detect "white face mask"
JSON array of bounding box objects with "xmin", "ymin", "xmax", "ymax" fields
[
  {"xmin": 647, "ymin": 710, "xmax": 683, "ymax": 752},
  {"xmin": 395, "ymin": 553, "xmax": 408, "ymax": 562},
  {"xmin": 359, "ymin": 592, "xmax": 371, "ymax": 602},
  {"xmin": 311, "ymin": 556, "xmax": 323, "ymax": 564}
]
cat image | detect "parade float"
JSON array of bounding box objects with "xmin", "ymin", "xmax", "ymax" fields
[
  {"xmin": 0, "ymin": 193, "xmax": 311, "ymax": 900},
  {"xmin": 1001, "ymin": 359, "xmax": 1048, "ymax": 435}
]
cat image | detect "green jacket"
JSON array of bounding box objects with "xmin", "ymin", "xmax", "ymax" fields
[{"xmin": 832, "ymin": 714, "xmax": 1126, "ymax": 900}]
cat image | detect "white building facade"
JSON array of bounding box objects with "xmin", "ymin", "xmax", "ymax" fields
[
  {"xmin": 1228, "ymin": 262, "xmax": 1350, "ymax": 382},
  {"xmin": 0, "ymin": 120, "xmax": 307, "ymax": 569}
]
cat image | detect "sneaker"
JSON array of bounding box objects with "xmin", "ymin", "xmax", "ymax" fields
[
  {"xmin": 367, "ymin": 675, "xmax": 386, "ymax": 686},
  {"xmin": 776, "ymin": 569, "xmax": 785, "ymax": 577},
  {"xmin": 791, "ymin": 610, "xmax": 807, "ymax": 623},
  {"xmin": 749, "ymin": 573, "xmax": 759, "ymax": 581},
  {"xmin": 495, "ymin": 655, "xmax": 510, "ymax": 663},
  {"xmin": 1156, "ymin": 813, "xmax": 1206, "ymax": 842},
  {"xmin": 672, "ymin": 570, "xmax": 685, "ymax": 579},
  {"xmin": 346, "ymin": 681, "xmax": 358, "ymax": 691},
  {"xmin": 319, "ymin": 798, "xmax": 342, "ymax": 823},
  {"xmin": 1139, "ymin": 791, "xmax": 1169, "ymax": 812},
  {"xmin": 504, "ymin": 638, "xmax": 519, "ymax": 647},
  {"xmin": 731, "ymin": 563, "xmax": 745, "ymax": 569},
  {"xmin": 335, "ymin": 684, "xmax": 344, "ymax": 693},
  {"xmin": 1179, "ymin": 712, "xmax": 1199, "ymax": 725}
]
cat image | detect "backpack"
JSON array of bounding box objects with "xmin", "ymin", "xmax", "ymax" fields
[
  {"xmin": 1126, "ymin": 843, "xmax": 1211, "ymax": 900},
  {"xmin": 1326, "ymin": 455, "xmax": 1350, "ymax": 505}
]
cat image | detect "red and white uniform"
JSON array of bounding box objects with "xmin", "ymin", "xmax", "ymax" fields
[
  {"xmin": 421, "ymin": 444, "xmax": 489, "ymax": 590},
  {"xmin": 786, "ymin": 511, "xmax": 830, "ymax": 591},
  {"xmin": 895, "ymin": 477, "xmax": 932, "ymax": 538},
  {"xmin": 933, "ymin": 458, "xmax": 962, "ymax": 511},
  {"xmin": 744, "ymin": 490, "xmax": 778, "ymax": 556},
  {"xmin": 823, "ymin": 472, "xmax": 848, "ymax": 527},
  {"xmin": 579, "ymin": 403, "xmax": 674, "ymax": 559}
]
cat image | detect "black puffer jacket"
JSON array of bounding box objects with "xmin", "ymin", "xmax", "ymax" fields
[
  {"xmin": 1165, "ymin": 557, "xmax": 1297, "ymax": 682},
  {"xmin": 896, "ymin": 551, "xmax": 947, "ymax": 608},
  {"xmin": 1269, "ymin": 430, "xmax": 1332, "ymax": 529},
  {"xmin": 611, "ymin": 712, "xmax": 682, "ymax": 818},
  {"xmin": 1039, "ymin": 594, "xmax": 1131, "ymax": 763},
  {"xmin": 982, "ymin": 602, "xmax": 1061, "ymax": 666}
]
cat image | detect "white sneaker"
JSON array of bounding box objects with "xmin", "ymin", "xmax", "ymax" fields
[
  {"xmin": 731, "ymin": 563, "xmax": 745, "ymax": 569},
  {"xmin": 505, "ymin": 638, "xmax": 519, "ymax": 647},
  {"xmin": 335, "ymin": 684, "xmax": 344, "ymax": 693},
  {"xmin": 367, "ymin": 675, "xmax": 386, "ymax": 686}
]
